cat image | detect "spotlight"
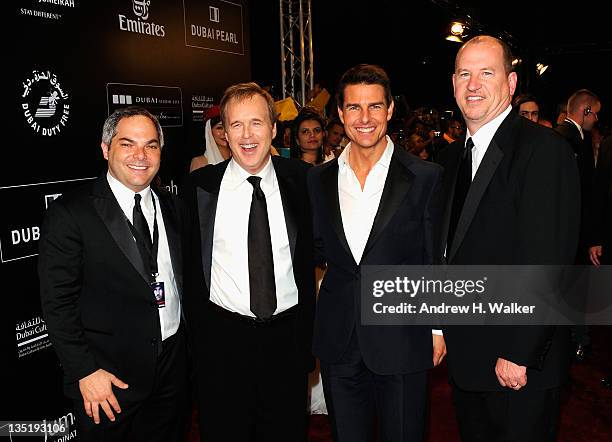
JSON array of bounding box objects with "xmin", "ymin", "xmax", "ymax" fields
[
  {"xmin": 536, "ymin": 62, "xmax": 549, "ymax": 76},
  {"xmin": 445, "ymin": 35, "xmax": 463, "ymax": 43},
  {"xmin": 450, "ymin": 22, "xmax": 466, "ymax": 35},
  {"xmin": 446, "ymin": 20, "xmax": 469, "ymax": 43}
]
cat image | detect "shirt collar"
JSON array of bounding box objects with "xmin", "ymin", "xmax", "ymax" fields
[
  {"xmin": 338, "ymin": 135, "xmax": 394, "ymax": 173},
  {"xmin": 226, "ymin": 155, "xmax": 277, "ymax": 191},
  {"xmin": 466, "ymin": 104, "xmax": 512, "ymax": 150},
  {"xmin": 106, "ymin": 171, "xmax": 153, "ymax": 211},
  {"xmin": 565, "ymin": 117, "xmax": 585, "ymax": 140}
]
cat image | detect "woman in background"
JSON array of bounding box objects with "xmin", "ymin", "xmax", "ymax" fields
[
  {"xmin": 291, "ymin": 107, "xmax": 327, "ymax": 166},
  {"xmin": 190, "ymin": 105, "xmax": 231, "ymax": 172}
]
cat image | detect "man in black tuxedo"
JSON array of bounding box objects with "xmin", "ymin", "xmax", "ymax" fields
[
  {"xmin": 555, "ymin": 90, "xmax": 601, "ymax": 358},
  {"xmin": 555, "ymin": 89, "xmax": 600, "ymax": 190},
  {"xmin": 184, "ymin": 82, "xmax": 315, "ymax": 442},
  {"xmin": 39, "ymin": 107, "xmax": 188, "ymax": 441},
  {"xmin": 589, "ymin": 134, "xmax": 612, "ymax": 388},
  {"xmin": 307, "ymin": 64, "xmax": 446, "ymax": 442},
  {"xmin": 589, "ymin": 135, "xmax": 612, "ymax": 266},
  {"xmin": 437, "ymin": 36, "xmax": 580, "ymax": 441}
]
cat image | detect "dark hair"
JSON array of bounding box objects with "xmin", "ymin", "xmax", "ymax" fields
[
  {"xmin": 290, "ymin": 106, "xmax": 326, "ymax": 164},
  {"xmin": 208, "ymin": 115, "xmax": 222, "ymax": 127},
  {"xmin": 336, "ymin": 64, "xmax": 393, "ymax": 108},
  {"xmin": 513, "ymin": 93, "xmax": 539, "ymax": 108},
  {"xmin": 443, "ymin": 117, "xmax": 463, "ymax": 133},
  {"xmin": 220, "ymin": 82, "xmax": 277, "ymax": 127},
  {"xmin": 101, "ymin": 106, "xmax": 164, "ymax": 148},
  {"xmin": 326, "ymin": 118, "xmax": 343, "ymax": 132}
]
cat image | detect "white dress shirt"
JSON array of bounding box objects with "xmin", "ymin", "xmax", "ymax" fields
[
  {"xmin": 466, "ymin": 104, "xmax": 512, "ymax": 180},
  {"xmin": 337, "ymin": 136, "xmax": 394, "ymax": 264},
  {"xmin": 210, "ymin": 157, "xmax": 298, "ymax": 317},
  {"xmin": 565, "ymin": 117, "xmax": 584, "ymax": 140},
  {"xmin": 107, "ymin": 172, "xmax": 181, "ymax": 341},
  {"xmin": 338, "ymin": 138, "xmax": 442, "ymax": 336}
]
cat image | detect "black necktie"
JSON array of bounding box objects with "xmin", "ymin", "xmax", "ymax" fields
[
  {"xmin": 447, "ymin": 137, "xmax": 474, "ymax": 253},
  {"xmin": 133, "ymin": 194, "xmax": 152, "ymax": 252},
  {"xmin": 246, "ymin": 176, "xmax": 277, "ymax": 320}
]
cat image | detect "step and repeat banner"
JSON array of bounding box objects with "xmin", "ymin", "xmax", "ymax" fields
[{"xmin": 4, "ymin": 0, "xmax": 250, "ymax": 437}]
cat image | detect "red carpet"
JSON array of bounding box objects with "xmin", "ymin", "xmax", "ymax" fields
[
  {"xmin": 307, "ymin": 326, "xmax": 612, "ymax": 442},
  {"xmin": 187, "ymin": 327, "xmax": 611, "ymax": 441}
]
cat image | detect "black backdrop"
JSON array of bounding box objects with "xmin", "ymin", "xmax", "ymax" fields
[{"xmin": 4, "ymin": 1, "xmax": 250, "ymax": 437}]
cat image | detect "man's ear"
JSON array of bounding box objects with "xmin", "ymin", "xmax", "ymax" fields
[
  {"xmin": 101, "ymin": 142, "xmax": 110, "ymax": 160},
  {"xmin": 338, "ymin": 107, "xmax": 345, "ymax": 125},
  {"xmin": 387, "ymin": 100, "xmax": 395, "ymax": 121},
  {"xmin": 508, "ymin": 72, "xmax": 518, "ymax": 97}
]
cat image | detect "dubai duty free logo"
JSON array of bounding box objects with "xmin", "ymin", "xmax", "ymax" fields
[{"xmin": 21, "ymin": 69, "xmax": 70, "ymax": 137}]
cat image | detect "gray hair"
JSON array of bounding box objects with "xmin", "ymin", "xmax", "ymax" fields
[{"xmin": 101, "ymin": 106, "xmax": 164, "ymax": 148}]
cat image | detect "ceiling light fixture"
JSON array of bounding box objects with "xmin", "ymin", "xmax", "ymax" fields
[
  {"xmin": 536, "ymin": 62, "xmax": 549, "ymax": 76},
  {"xmin": 446, "ymin": 20, "xmax": 469, "ymax": 43}
]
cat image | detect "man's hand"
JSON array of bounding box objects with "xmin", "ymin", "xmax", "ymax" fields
[
  {"xmin": 495, "ymin": 358, "xmax": 527, "ymax": 390},
  {"xmin": 589, "ymin": 245, "xmax": 602, "ymax": 266},
  {"xmin": 78, "ymin": 369, "xmax": 129, "ymax": 424},
  {"xmin": 432, "ymin": 334, "xmax": 447, "ymax": 366}
]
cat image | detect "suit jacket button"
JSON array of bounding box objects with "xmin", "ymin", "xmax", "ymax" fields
[{"xmin": 151, "ymin": 338, "xmax": 158, "ymax": 345}]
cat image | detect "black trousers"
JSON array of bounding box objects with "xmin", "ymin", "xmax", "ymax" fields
[
  {"xmin": 452, "ymin": 384, "xmax": 561, "ymax": 442},
  {"xmin": 74, "ymin": 328, "xmax": 188, "ymax": 442},
  {"xmin": 321, "ymin": 331, "xmax": 428, "ymax": 442},
  {"xmin": 197, "ymin": 303, "xmax": 308, "ymax": 442}
]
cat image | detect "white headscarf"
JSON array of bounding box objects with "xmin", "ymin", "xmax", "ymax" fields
[{"xmin": 203, "ymin": 119, "xmax": 226, "ymax": 165}]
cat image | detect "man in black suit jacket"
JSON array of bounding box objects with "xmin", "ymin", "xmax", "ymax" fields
[
  {"xmin": 555, "ymin": 90, "xmax": 601, "ymax": 357},
  {"xmin": 437, "ymin": 36, "xmax": 580, "ymax": 441},
  {"xmin": 307, "ymin": 64, "xmax": 446, "ymax": 442},
  {"xmin": 184, "ymin": 82, "xmax": 315, "ymax": 442},
  {"xmin": 589, "ymin": 135, "xmax": 612, "ymax": 266},
  {"xmin": 589, "ymin": 135, "xmax": 612, "ymax": 388},
  {"xmin": 39, "ymin": 107, "xmax": 188, "ymax": 441},
  {"xmin": 555, "ymin": 89, "xmax": 600, "ymax": 191}
]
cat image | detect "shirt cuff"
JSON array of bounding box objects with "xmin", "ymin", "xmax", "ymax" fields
[{"xmin": 432, "ymin": 329, "xmax": 443, "ymax": 336}]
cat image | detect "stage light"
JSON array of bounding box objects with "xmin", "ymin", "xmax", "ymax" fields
[
  {"xmin": 446, "ymin": 20, "xmax": 469, "ymax": 43},
  {"xmin": 445, "ymin": 35, "xmax": 463, "ymax": 43},
  {"xmin": 450, "ymin": 22, "xmax": 466, "ymax": 36},
  {"xmin": 512, "ymin": 58, "xmax": 522, "ymax": 67},
  {"xmin": 536, "ymin": 62, "xmax": 549, "ymax": 76}
]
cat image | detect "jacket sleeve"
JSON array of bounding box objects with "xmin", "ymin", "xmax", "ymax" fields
[
  {"xmin": 501, "ymin": 135, "xmax": 580, "ymax": 367},
  {"xmin": 38, "ymin": 201, "xmax": 98, "ymax": 383}
]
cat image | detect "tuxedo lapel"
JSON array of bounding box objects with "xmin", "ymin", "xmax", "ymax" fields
[
  {"xmin": 91, "ymin": 177, "xmax": 150, "ymax": 284},
  {"xmin": 273, "ymin": 158, "xmax": 297, "ymax": 261},
  {"xmin": 448, "ymin": 136, "xmax": 504, "ymax": 262},
  {"xmin": 362, "ymin": 152, "xmax": 413, "ymax": 259},
  {"xmin": 156, "ymin": 190, "xmax": 183, "ymax": 297},
  {"xmin": 439, "ymin": 143, "xmax": 463, "ymax": 261},
  {"xmin": 320, "ymin": 161, "xmax": 354, "ymax": 265},
  {"xmin": 195, "ymin": 162, "xmax": 227, "ymax": 290}
]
